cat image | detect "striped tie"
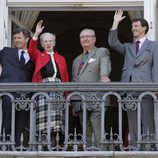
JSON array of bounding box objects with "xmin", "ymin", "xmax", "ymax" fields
[{"xmin": 79, "ymin": 52, "xmax": 88, "ymax": 73}]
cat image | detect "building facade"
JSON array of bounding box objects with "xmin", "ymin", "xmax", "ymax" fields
[{"xmin": 0, "ymin": 0, "xmax": 158, "ymax": 49}]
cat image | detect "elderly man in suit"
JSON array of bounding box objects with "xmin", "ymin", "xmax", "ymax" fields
[
  {"xmin": 108, "ymin": 10, "xmax": 158, "ymax": 149},
  {"xmin": 0, "ymin": 28, "xmax": 34, "ymax": 148},
  {"xmin": 72, "ymin": 28, "xmax": 111, "ymax": 149}
]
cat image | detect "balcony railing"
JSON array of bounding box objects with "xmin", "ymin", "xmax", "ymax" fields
[{"xmin": 0, "ymin": 82, "xmax": 157, "ymax": 157}]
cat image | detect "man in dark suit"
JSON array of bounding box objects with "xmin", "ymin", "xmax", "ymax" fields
[
  {"xmin": 108, "ymin": 10, "xmax": 158, "ymax": 149},
  {"xmin": 0, "ymin": 28, "xmax": 34, "ymax": 147},
  {"xmin": 72, "ymin": 28, "xmax": 111, "ymax": 149}
]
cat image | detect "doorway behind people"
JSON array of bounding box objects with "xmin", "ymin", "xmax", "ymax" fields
[{"xmin": 32, "ymin": 10, "xmax": 133, "ymax": 146}]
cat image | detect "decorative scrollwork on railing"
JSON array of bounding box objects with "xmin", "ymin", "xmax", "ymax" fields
[
  {"xmin": 36, "ymin": 131, "xmax": 48, "ymax": 151},
  {"xmin": 101, "ymin": 128, "xmax": 120, "ymax": 151},
  {"xmin": 51, "ymin": 132, "xmax": 63, "ymax": 151},
  {"xmin": 121, "ymin": 92, "xmax": 138, "ymax": 111},
  {"xmin": 124, "ymin": 133, "xmax": 137, "ymax": 151},
  {"xmin": 47, "ymin": 92, "xmax": 66, "ymax": 110},
  {"xmin": 139, "ymin": 127, "xmax": 156, "ymax": 151},
  {"xmin": 87, "ymin": 132, "xmax": 99, "ymax": 151},
  {"xmin": 86, "ymin": 92, "xmax": 103, "ymax": 111},
  {"xmin": 13, "ymin": 92, "xmax": 31, "ymax": 111},
  {"xmin": 15, "ymin": 133, "xmax": 27, "ymax": 151},
  {"xmin": 67, "ymin": 128, "xmax": 83, "ymax": 151},
  {"xmin": 0, "ymin": 83, "xmax": 158, "ymax": 153},
  {"xmin": 0, "ymin": 129, "xmax": 12, "ymax": 151}
]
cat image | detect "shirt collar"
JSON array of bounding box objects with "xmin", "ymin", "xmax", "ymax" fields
[
  {"xmin": 136, "ymin": 36, "xmax": 146, "ymax": 44},
  {"xmin": 19, "ymin": 49, "xmax": 27, "ymax": 53},
  {"xmin": 46, "ymin": 51, "xmax": 54, "ymax": 55}
]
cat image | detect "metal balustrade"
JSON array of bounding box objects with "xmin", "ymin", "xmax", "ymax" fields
[{"xmin": 0, "ymin": 82, "xmax": 157, "ymax": 156}]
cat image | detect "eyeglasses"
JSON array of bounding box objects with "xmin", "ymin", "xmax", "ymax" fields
[
  {"xmin": 80, "ymin": 35, "xmax": 95, "ymax": 39},
  {"xmin": 43, "ymin": 40, "xmax": 54, "ymax": 44}
]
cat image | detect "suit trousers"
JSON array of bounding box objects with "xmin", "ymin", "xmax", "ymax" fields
[
  {"xmin": 154, "ymin": 102, "xmax": 158, "ymax": 140},
  {"xmin": 2, "ymin": 96, "xmax": 12, "ymax": 138},
  {"xmin": 127, "ymin": 96, "xmax": 155, "ymax": 149},
  {"xmin": 1, "ymin": 95, "xmax": 29, "ymax": 147},
  {"xmin": 79, "ymin": 108, "xmax": 107, "ymax": 149}
]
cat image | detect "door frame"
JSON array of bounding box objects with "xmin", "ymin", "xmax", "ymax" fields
[{"xmin": 0, "ymin": 0, "xmax": 157, "ymax": 49}]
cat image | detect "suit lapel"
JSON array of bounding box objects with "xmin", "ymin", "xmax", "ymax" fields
[
  {"xmin": 13, "ymin": 49, "xmax": 31, "ymax": 67},
  {"xmin": 131, "ymin": 43, "xmax": 136, "ymax": 57},
  {"xmin": 136, "ymin": 39, "xmax": 150, "ymax": 57},
  {"xmin": 25, "ymin": 59, "xmax": 32, "ymax": 66},
  {"xmin": 75, "ymin": 55, "xmax": 82, "ymax": 76},
  {"xmin": 15, "ymin": 49, "xmax": 34, "ymax": 67},
  {"xmin": 78, "ymin": 46, "xmax": 97, "ymax": 76},
  {"xmin": 10, "ymin": 48, "xmax": 19, "ymax": 66}
]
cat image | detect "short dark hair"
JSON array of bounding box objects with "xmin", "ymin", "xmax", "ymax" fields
[
  {"xmin": 13, "ymin": 28, "xmax": 30, "ymax": 38},
  {"xmin": 132, "ymin": 18, "xmax": 149, "ymax": 34}
]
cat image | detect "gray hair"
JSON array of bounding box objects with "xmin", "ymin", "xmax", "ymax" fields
[
  {"xmin": 40, "ymin": 32, "xmax": 56, "ymax": 43},
  {"xmin": 80, "ymin": 29, "xmax": 96, "ymax": 37}
]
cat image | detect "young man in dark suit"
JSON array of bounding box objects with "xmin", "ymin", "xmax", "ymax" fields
[{"xmin": 0, "ymin": 28, "xmax": 34, "ymax": 148}]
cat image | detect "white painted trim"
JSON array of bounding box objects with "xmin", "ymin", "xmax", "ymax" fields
[
  {"xmin": 8, "ymin": 0, "xmax": 143, "ymax": 10},
  {"xmin": 144, "ymin": 0, "xmax": 158, "ymax": 40},
  {"xmin": 8, "ymin": 14, "xmax": 12, "ymax": 47},
  {"xmin": 0, "ymin": 0, "xmax": 8, "ymax": 49},
  {"xmin": 2, "ymin": 0, "xmax": 156, "ymax": 46}
]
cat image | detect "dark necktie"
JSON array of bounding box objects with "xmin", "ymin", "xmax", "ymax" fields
[
  {"xmin": 136, "ymin": 40, "xmax": 140, "ymax": 55},
  {"xmin": 79, "ymin": 52, "xmax": 88, "ymax": 73},
  {"xmin": 19, "ymin": 51, "xmax": 25, "ymax": 66}
]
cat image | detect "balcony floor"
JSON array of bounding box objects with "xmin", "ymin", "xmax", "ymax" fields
[{"xmin": 0, "ymin": 151, "xmax": 158, "ymax": 158}]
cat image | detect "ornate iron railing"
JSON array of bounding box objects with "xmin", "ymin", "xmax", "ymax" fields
[{"xmin": 0, "ymin": 82, "xmax": 157, "ymax": 155}]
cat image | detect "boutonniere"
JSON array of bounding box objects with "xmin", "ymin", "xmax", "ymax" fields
[{"xmin": 88, "ymin": 58, "xmax": 96, "ymax": 63}]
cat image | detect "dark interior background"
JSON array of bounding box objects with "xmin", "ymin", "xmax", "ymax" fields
[{"xmin": 32, "ymin": 11, "xmax": 133, "ymax": 81}]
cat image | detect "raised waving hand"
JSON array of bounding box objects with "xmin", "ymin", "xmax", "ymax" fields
[
  {"xmin": 33, "ymin": 20, "xmax": 45, "ymax": 39},
  {"xmin": 111, "ymin": 10, "xmax": 126, "ymax": 30}
]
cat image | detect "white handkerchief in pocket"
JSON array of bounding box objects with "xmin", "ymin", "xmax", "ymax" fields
[{"xmin": 88, "ymin": 58, "xmax": 96, "ymax": 63}]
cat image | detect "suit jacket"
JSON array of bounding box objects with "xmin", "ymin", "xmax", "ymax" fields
[
  {"xmin": 108, "ymin": 29, "xmax": 158, "ymax": 83},
  {"xmin": 28, "ymin": 39, "xmax": 69, "ymax": 83},
  {"xmin": 72, "ymin": 46, "xmax": 111, "ymax": 82},
  {"xmin": 72, "ymin": 46, "xmax": 111, "ymax": 112},
  {"xmin": 0, "ymin": 47, "xmax": 34, "ymax": 146},
  {"xmin": 0, "ymin": 47, "xmax": 34, "ymax": 82}
]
